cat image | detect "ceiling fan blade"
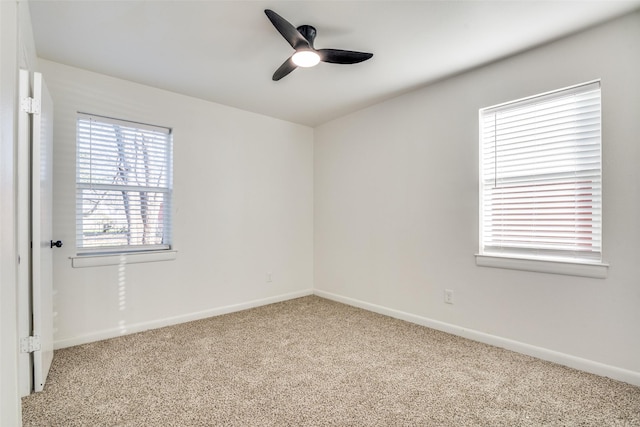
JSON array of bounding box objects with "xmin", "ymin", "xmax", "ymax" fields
[
  {"xmin": 272, "ymin": 57, "xmax": 298, "ymax": 81},
  {"xmin": 317, "ymin": 49, "xmax": 373, "ymax": 64},
  {"xmin": 264, "ymin": 9, "xmax": 310, "ymax": 50}
]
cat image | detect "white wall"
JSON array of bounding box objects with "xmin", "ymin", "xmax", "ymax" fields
[
  {"xmin": 0, "ymin": 2, "xmax": 21, "ymax": 425},
  {"xmin": 40, "ymin": 59, "xmax": 314, "ymax": 348},
  {"xmin": 1, "ymin": 0, "xmax": 40, "ymax": 423},
  {"xmin": 314, "ymin": 11, "xmax": 640, "ymax": 384}
]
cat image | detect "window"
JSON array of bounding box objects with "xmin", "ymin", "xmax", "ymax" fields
[
  {"xmin": 478, "ymin": 81, "xmax": 605, "ymax": 274},
  {"xmin": 76, "ymin": 113, "xmax": 173, "ymax": 255}
]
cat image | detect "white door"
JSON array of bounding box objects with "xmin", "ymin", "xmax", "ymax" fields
[{"xmin": 31, "ymin": 72, "xmax": 55, "ymax": 392}]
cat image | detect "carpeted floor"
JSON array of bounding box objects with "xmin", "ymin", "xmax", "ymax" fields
[{"xmin": 22, "ymin": 296, "xmax": 640, "ymax": 426}]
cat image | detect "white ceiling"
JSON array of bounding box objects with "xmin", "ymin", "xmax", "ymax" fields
[{"xmin": 29, "ymin": 0, "xmax": 640, "ymax": 127}]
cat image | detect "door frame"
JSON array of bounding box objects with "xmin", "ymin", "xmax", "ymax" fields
[{"xmin": 17, "ymin": 68, "xmax": 32, "ymax": 397}]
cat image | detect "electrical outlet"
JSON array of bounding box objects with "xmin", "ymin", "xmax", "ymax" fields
[
  {"xmin": 444, "ymin": 289, "xmax": 454, "ymax": 304},
  {"xmin": 266, "ymin": 272, "xmax": 273, "ymax": 283}
]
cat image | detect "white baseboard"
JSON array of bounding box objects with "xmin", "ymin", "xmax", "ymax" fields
[
  {"xmin": 314, "ymin": 289, "xmax": 640, "ymax": 387},
  {"xmin": 54, "ymin": 288, "xmax": 314, "ymax": 350}
]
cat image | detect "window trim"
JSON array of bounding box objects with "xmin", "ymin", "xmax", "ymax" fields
[
  {"xmin": 75, "ymin": 112, "xmax": 173, "ymax": 256},
  {"xmin": 475, "ymin": 254, "xmax": 608, "ymax": 279},
  {"xmin": 477, "ymin": 81, "xmax": 608, "ymax": 277},
  {"xmin": 71, "ymin": 250, "xmax": 178, "ymax": 268}
]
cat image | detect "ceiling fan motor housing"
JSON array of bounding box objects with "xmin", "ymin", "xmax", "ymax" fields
[{"xmin": 297, "ymin": 25, "xmax": 317, "ymax": 47}]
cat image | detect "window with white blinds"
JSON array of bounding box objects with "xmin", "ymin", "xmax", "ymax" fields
[
  {"xmin": 76, "ymin": 113, "xmax": 173, "ymax": 254},
  {"xmin": 479, "ymin": 81, "xmax": 602, "ymax": 263}
]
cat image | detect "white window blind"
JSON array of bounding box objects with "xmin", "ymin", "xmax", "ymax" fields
[
  {"xmin": 76, "ymin": 113, "xmax": 173, "ymax": 254},
  {"xmin": 479, "ymin": 81, "xmax": 602, "ymax": 263}
]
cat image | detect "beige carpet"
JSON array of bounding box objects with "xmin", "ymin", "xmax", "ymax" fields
[{"xmin": 22, "ymin": 296, "xmax": 640, "ymax": 426}]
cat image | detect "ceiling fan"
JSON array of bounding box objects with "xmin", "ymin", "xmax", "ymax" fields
[{"xmin": 264, "ymin": 9, "xmax": 374, "ymax": 81}]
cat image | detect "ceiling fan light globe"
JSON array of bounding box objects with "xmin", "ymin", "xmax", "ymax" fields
[{"xmin": 292, "ymin": 50, "xmax": 320, "ymax": 67}]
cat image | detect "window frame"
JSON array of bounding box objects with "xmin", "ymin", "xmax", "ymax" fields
[
  {"xmin": 73, "ymin": 113, "xmax": 175, "ymax": 265},
  {"xmin": 476, "ymin": 81, "xmax": 608, "ymax": 278}
]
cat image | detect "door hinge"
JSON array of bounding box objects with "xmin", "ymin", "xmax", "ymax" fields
[
  {"xmin": 20, "ymin": 335, "xmax": 41, "ymax": 353},
  {"xmin": 21, "ymin": 96, "xmax": 41, "ymax": 115}
]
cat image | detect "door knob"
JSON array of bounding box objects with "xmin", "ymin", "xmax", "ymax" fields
[{"xmin": 50, "ymin": 240, "xmax": 63, "ymax": 248}]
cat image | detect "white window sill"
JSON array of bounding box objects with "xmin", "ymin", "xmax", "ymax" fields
[
  {"xmin": 71, "ymin": 250, "xmax": 177, "ymax": 268},
  {"xmin": 475, "ymin": 254, "xmax": 608, "ymax": 279}
]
